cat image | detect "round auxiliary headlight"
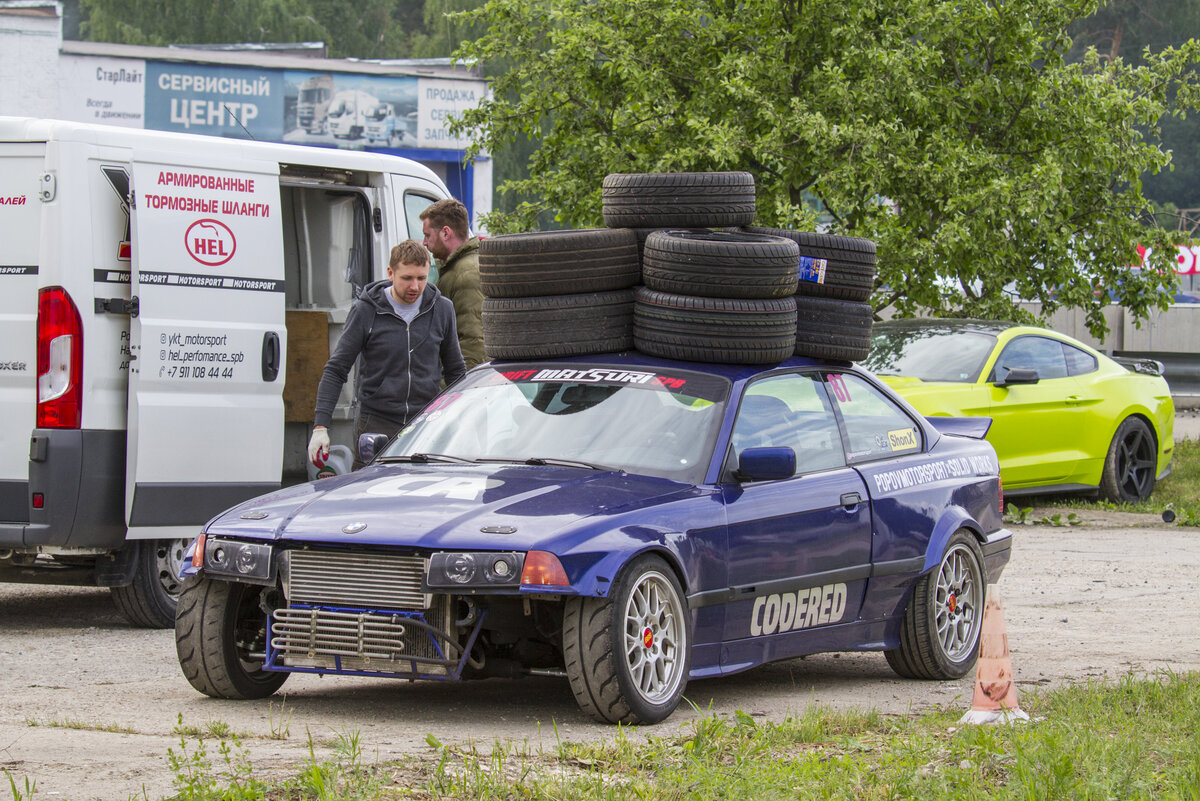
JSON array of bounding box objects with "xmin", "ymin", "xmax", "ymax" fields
[
  {"xmin": 491, "ymin": 558, "xmax": 511, "ymax": 578},
  {"xmin": 234, "ymin": 544, "xmax": 259, "ymax": 575},
  {"xmin": 445, "ymin": 553, "xmax": 477, "ymax": 584}
]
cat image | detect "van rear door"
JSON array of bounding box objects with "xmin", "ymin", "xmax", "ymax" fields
[
  {"xmin": 126, "ymin": 153, "xmax": 286, "ymax": 533},
  {"xmin": 0, "ymin": 145, "xmax": 43, "ymax": 523}
]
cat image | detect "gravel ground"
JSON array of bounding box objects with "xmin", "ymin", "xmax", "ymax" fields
[{"xmin": 1, "ymin": 417, "xmax": 1196, "ymax": 799}]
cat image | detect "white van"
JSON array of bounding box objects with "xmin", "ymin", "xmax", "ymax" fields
[{"xmin": 0, "ymin": 117, "xmax": 451, "ymax": 627}]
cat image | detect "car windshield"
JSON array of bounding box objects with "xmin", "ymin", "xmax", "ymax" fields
[
  {"xmin": 380, "ymin": 363, "xmax": 731, "ymax": 483},
  {"xmin": 864, "ymin": 326, "xmax": 997, "ymax": 383}
]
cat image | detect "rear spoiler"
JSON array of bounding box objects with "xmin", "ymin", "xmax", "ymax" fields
[
  {"xmin": 926, "ymin": 416, "xmax": 992, "ymax": 439},
  {"xmin": 1112, "ymin": 356, "xmax": 1165, "ymax": 376}
]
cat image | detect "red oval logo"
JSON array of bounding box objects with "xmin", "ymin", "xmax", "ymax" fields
[{"xmin": 184, "ymin": 218, "xmax": 236, "ymax": 266}]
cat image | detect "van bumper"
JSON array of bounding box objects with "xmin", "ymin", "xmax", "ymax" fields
[{"xmin": 0, "ymin": 428, "xmax": 127, "ymax": 549}]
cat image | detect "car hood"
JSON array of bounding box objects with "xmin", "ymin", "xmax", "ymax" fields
[{"xmin": 205, "ymin": 462, "xmax": 694, "ymax": 551}]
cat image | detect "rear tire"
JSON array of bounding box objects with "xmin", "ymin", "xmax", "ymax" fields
[
  {"xmin": 794, "ymin": 297, "xmax": 874, "ymax": 362},
  {"xmin": 1099, "ymin": 417, "xmax": 1157, "ymax": 503},
  {"xmin": 885, "ymin": 530, "xmax": 985, "ymax": 680},
  {"xmin": 175, "ymin": 576, "xmax": 288, "ymax": 699},
  {"xmin": 563, "ymin": 554, "xmax": 690, "ymax": 724},
  {"xmin": 110, "ymin": 538, "xmax": 188, "ymax": 629},
  {"xmin": 642, "ymin": 229, "xmax": 800, "ymax": 299}
]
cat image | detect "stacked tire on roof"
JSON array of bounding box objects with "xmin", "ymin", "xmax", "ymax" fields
[{"xmin": 479, "ymin": 172, "xmax": 877, "ymax": 364}]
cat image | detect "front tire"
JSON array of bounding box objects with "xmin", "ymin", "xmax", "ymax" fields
[
  {"xmin": 175, "ymin": 576, "xmax": 288, "ymax": 699},
  {"xmin": 886, "ymin": 530, "xmax": 985, "ymax": 680},
  {"xmin": 1099, "ymin": 417, "xmax": 1157, "ymax": 503},
  {"xmin": 563, "ymin": 555, "xmax": 691, "ymax": 724}
]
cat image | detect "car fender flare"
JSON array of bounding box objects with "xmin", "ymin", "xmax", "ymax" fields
[
  {"xmin": 921, "ymin": 507, "xmax": 985, "ymax": 574},
  {"xmin": 569, "ymin": 539, "xmax": 690, "ymax": 601}
]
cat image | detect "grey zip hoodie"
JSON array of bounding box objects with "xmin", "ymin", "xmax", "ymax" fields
[{"xmin": 313, "ymin": 279, "xmax": 466, "ymax": 428}]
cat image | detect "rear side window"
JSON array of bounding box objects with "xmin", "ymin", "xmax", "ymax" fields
[
  {"xmin": 824, "ymin": 372, "xmax": 922, "ymax": 463},
  {"xmin": 1063, "ymin": 343, "xmax": 1097, "ymax": 376}
]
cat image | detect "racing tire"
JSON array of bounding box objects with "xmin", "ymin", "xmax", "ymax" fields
[
  {"xmin": 642, "ymin": 229, "xmax": 800, "ymax": 299},
  {"xmin": 110, "ymin": 538, "xmax": 189, "ymax": 629},
  {"xmin": 479, "ymin": 229, "xmax": 640, "ymax": 297},
  {"xmin": 482, "ymin": 289, "xmax": 635, "ymax": 359},
  {"xmin": 602, "ymin": 172, "xmax": 756, "ymax": 228},
  {"xmin": 562, "ymin": 554, "xmax": 691, "ymax": 724},
  {"xmin": 1099, "ymin": 416, "xmax": 1158, "ymax": 503},
  {"xmin": 885, "ymin": 530, "xmax": 985, "ymax": 680},
  {"xmin": 634, "ymin": 288, "xmax": 796, "ymax": 365},
  {"xmin": 739, "ymin": 227, "xmax": 877, "ymax": 302},
  {"xmin": 175, "ymin": 576, "xmax": 288, "ymax": 700},
  {"xmin": 794, "ymin": 296, "xmax": 874, "ymax": 362}
]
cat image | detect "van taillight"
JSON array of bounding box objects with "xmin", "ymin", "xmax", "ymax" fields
[{"xmin": 37, "ymin": 287, "xmax": 83, "ymax": 429}]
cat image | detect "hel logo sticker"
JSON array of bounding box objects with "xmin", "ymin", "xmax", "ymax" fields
[
  {"xmin": 184, "ymin": 218, "xmax": 236, "ymax": 266},
  {"xmin": 750, "ymin": 583, "xmax": 848, "ymax": 636},
  {"xmin": 365, "ymin": 474, "xmax": 503, "ymax": 501},
  {"xmin": 887, "ymin": 428, "xmax": 918, "ymax": 450}
]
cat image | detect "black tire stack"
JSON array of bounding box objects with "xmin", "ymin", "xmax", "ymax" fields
[{"xmin": 478, "ymin": 172, "xmax": 876, "ymax": 364}]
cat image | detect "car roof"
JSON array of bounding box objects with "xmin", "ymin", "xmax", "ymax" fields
[
  {"xmin": 487, "ymin": 351, "xmax": 850, "ymax": 383},
  {"xmin": 872, "ymin": 318, "xmax": 1018, "ymax": 336}
]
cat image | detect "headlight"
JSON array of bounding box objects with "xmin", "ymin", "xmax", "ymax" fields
[
  {"xmin": 203, "ymin": 537, "xmax": 276, "ymax": 584},
  {"xmin": 426, "ymin": 552, "xmax": 525, "ymax": 590}
]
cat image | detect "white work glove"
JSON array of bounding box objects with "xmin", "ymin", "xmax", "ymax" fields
[{"xmin": 308, "ymin": 427, "xmax": 331, "ymax": 467}]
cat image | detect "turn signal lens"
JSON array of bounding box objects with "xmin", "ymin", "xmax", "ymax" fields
[
  {"xmin": 520, "ymin": 550, "xmax": 569, "ymax": 586},
  {"xmin": 191, "ymin": 533, "xmax": 206, "ymax": 569}
]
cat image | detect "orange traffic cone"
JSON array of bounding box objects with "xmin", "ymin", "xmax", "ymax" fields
[{"xmin": 959, "ymin": 586, "xmax": 1030, "ymax": 725}]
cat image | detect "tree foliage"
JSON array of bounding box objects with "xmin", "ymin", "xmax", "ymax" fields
[{"xmin": 453, "ymin": 0, "xmax": 1200, "ymax": 337}]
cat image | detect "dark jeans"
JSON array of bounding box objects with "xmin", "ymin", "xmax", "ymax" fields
[{"xmin": 353, "ymin": 411, "xmax": 405, "ymax": 470}]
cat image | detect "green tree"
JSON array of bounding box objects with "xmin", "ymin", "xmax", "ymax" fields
[
  {"xmin": 454, "ymin": 0, "xmax": 1200, "ymax": 337},
  {"xmin": 80, "ymin": 0, "xmax": 328, "ymax": 47}
]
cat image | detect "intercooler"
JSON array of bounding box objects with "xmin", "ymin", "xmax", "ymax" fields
[{"xmin": 266, "ymin": 549, "xmax": 466, "ymax": 678}]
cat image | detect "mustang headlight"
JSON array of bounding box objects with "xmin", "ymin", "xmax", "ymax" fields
[
  {"xmin": 203, "ymin": 537, "xmax": 276, "ymax": 584},
  {"xmin": 426, "ymin": 552, "xmax": 525, "ymax": 590}
]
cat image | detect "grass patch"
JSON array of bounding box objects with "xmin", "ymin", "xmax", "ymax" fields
[
  {"xmin": 24, "ymin": 717, "xmax": 138, "ymax": 735},
  {"xmin": 145, "ymin": 673, "xmax": 1200, "ymax": 800}
]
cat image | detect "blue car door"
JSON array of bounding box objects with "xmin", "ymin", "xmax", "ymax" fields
[{"xmin": 719, "ymin": 372, "xmax": 873, "ymax": 671}]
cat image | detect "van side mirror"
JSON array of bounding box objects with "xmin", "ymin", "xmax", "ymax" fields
[
  {"xmin": 358, "ymin": 433, "xmax": 390, "ymax": 465},
  {"xmin": 995, "ymin": 367, "xmax": 1040, "ymax": 387}
]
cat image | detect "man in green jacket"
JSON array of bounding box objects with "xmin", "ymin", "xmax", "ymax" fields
[{"xmin": 420, "ymin": 198, "xmax": 484, "ymax": 369}]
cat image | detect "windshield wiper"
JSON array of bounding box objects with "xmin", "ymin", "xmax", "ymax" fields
[
  {"xmin": 521, "ymin": 456, "xmax": 618, "ymax": 471},
  {"xmin": 376, "ymin": 452, "xmax": 474, "ymax": 464}
]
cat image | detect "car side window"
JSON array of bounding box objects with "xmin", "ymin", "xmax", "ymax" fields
[
  {"xmin": 729, "ymin": 373, "xmax": 846, "ymax": 476},
  {"xmin": 404, "ymin": 192, "xmax": 439, "ymax": 282},
  {"xmin": 1062, "ymin": 342, "xmax": 1097, "ymax": 376},
  {"xmin": 990, "ymin": 336, "xmax": 1069, "ymax": 381},
  {"xmin": 824, "ymin": 372, "xmax": 922, "ymax": 463}
]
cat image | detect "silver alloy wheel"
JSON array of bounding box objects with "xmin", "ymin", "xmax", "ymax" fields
[
  {"xmin": 934, "ymin": 542, "xmax": 984, "ymax": 662},
  {"xmin": 622, "ymin": 569, "xmax": 686, "ymax": 704}
]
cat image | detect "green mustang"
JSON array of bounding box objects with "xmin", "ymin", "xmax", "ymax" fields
[{"xmin": 864, "ymin": 319, "xmax": 1174, "ymax": 503}]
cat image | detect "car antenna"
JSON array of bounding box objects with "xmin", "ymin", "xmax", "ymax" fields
[{"xmin": 224, "ymin": 104, "xmax": 256, "ymax": 140}]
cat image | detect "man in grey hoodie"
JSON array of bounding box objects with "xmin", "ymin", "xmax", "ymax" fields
[{"xmin": 307, "ymin": 239, "xmax": 467, "ymax": 469}]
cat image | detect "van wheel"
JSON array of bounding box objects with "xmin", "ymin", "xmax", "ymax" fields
[
  {"xmin": 110, "ymin": 538, "xmax": 188, "ymax": 628},
  {"xmin": 175, "ymin": 576, "xmax": 288, "ymax": 699}
]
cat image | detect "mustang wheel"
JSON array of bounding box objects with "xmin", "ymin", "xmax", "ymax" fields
[
  {"xmin": 175, "ymin": 576, "xmax": 288, "ymax": 699},
  {"xmin": 886, "ymin": 530, "xmax": 984, "ymax": 680},
  {"xmin": 1099, "ymin": 417, "xmax": 1157, "ymax": 503},
  {"xmin": 563, "ymin": 555, "xmax": 691, "ymax": 724}
]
